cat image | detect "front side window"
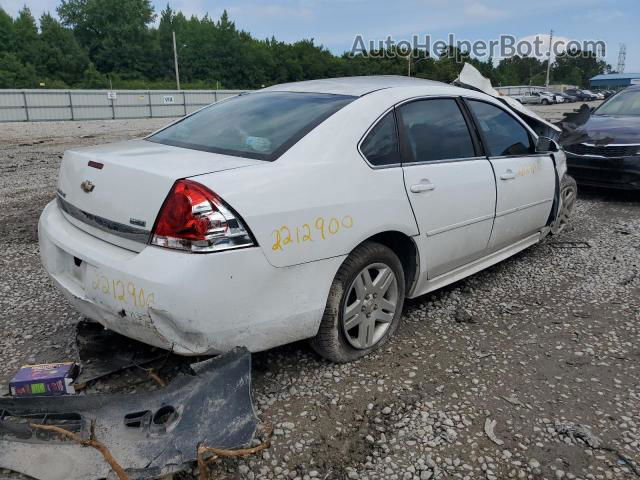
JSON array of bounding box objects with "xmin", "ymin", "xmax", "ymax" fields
[
  {"xmin": 397, "ymin": 98, "xmax": 476, "ymax": 163},
  {"xmin": 149, "ymin": 92, "xmax": 355, "ymax": 161},
  {"xmin": 467, "ymin": 100, "xmax": 533, "ymax": 157},
  {"xmin": 360, "ymin": 111, "xmax": 400, "ymax": 166}
]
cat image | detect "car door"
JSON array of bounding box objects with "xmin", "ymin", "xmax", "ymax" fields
[
  {"xmin": 396, "ymin": 97, "xmax": 496, "ymax": 279},
  {"xmin": 465, "ymin": 98, "xmax": 556, "ymax": 251}
]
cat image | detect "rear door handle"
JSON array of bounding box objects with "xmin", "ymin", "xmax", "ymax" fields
[
  {"xmin": 500, "ymin": 170, "xmax": 516, "ymax": 181},
  {"xmin": 410, "ymin": 183, "xmax": 436, "ymax": 193}
]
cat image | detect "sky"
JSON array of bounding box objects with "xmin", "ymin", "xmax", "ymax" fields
[{"xmin": 3, "ymin": 0, "xmax": 639, "ymax": 72}]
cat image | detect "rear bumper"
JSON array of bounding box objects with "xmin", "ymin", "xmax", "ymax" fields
[
  {"xmin": 566, "ymin": 153, "xmax": 640, "ymax": 190},
  {"xmin": 38, "ymin": 200, "xmax": 344, "ymax": 355}
]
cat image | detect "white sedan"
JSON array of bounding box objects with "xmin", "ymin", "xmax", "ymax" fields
[{"xmin": 39, "ymin": 76, "xmax": 575, "ymax": 362}]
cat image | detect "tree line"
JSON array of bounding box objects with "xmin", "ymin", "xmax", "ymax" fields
[{"xmin": 0, "ymin": 0, "xmax": 609, "ymax": 90}]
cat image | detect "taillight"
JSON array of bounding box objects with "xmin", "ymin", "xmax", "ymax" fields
[{"xmin": 151, "ymin": 179, "xmax": 254, "ymax": 253}]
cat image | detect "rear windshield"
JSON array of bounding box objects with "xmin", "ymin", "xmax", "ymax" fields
[
  {"xmin": 148, "ymin": 91, "xmax": 355, "ymax": 161},
  {"xmin": 594, "ymin": 89, "xmax": 640, "ymax": 116}
]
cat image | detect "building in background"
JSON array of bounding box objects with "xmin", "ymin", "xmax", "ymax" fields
[{"xmin": 590, "ymin": 73, "xmax": 640, "ymax": 89}]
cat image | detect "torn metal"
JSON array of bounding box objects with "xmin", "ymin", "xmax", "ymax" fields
[{"xmin": 0, "ymin": 347, "xmax": 258, "ymax": 480}]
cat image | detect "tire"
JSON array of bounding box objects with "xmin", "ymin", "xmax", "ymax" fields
[
  {"xmin": 542, "ymin": 99, "xmax": 550, "ymax": 105},
  {"xmin": 311, "ymin": 241, "xmax": 405, "ymax": 363},
  {"xmin": 551, "ymin": 175, "xmax": 577, "ymax": 235}
]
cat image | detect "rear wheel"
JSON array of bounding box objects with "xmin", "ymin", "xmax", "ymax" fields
[
  {"xmin": 311, "ymin": 242, "xmax": 405, "ymax": 363},
  {"xmin": 551, "ymin": 175, "xmax": 577, "ymax": 235}
]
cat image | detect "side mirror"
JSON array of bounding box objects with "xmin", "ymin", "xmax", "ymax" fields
[{"xmin": 536, "ymin": 136, "xmax": 560, "ymax": 153}]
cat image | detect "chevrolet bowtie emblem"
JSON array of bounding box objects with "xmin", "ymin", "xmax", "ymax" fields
[{"xmin": 80, "ymin": 180, "xmax": 95, "ymax": 193}]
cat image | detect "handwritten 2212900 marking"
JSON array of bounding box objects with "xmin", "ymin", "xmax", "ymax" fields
[
  {"xmin": 272, "ymin": 215, "xmax": 354, "ymax": 251},
  {"xmin": 91, "ymin": 273, "xmax": 155, "ymax": 308}
]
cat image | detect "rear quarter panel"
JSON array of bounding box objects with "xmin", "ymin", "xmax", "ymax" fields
[{"xmin": 194, "ymin": 90, "xmax": 421, "ymax": 268}]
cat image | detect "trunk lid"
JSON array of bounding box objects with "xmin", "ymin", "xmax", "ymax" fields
[{"xmin": 57, "ymin": 139, "xmax": 262, "ymax": 251}]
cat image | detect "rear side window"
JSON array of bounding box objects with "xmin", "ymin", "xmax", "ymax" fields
[
  {"xmin": 397, "ymin": 99, "xmax": 476, "ymax": 163},
  {"xmin": 467, "ymin": 100, "xmax": 532, "ymax": 156},
  {"xmin": 360, "ymin": 111, "xmax": 400, "ymax": 166},
  {"xmin": 149, "ymin": 92, "xmax": 355, "ymax": 161}
]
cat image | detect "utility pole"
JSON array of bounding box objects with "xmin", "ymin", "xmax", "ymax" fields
[
  {"xmin": 172, "ymin": 31, "xmax": 181, "ymax": 90},
  {"xmin": 545, "ymin": 29, "xmax": 553, "ymax": 88}
]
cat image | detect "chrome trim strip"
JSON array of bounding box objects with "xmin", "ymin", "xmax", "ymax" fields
[
  {"xmin": 403, "ymin": 156, "xmax": 487, "ymax": 167},
  {"xmin": 56, "ymin": 195, "xmax": 150, "ymax": 244},
  {"xmin": 495, "ymin": 198, "xmax": 553, "ymax": 218},
  {"xmin": 426, "ymin": 213, "xmax": 494, "ymax": 237}
]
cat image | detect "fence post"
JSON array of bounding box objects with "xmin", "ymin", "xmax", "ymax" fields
[
  {"xmin": 183, "ymin": 91, "xmax": 187, "ymax": 116},
  {"xmin": 110, "ymin": 93, "xmax": 115, "ymax": 119},
  {"xmin": 22, "ymin": 91, "xmax": 29, "ymax": 121},
  {"xmin": 214, "ymin": 91, "xmax": 218, "ymax": 103},
  {"xmin": 68, "ymin": 91, "xmax": 74, "ymax": 121},
  {"xmin": 148, "ymin": 90, "xmax": 152, "ymax": 118}
]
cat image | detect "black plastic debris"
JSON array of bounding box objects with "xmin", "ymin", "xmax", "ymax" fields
[
  {"xmin": 0, "ymin": 347, "xmax": 258, "ymax": 480},
  {"xmin": 74, "ymin": 320, "xmax": 166, "ymax": 387}
]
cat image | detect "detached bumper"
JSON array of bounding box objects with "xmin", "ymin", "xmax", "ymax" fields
[
  {"xmin": 566, "ymin": 153, "xmax": 640, "ymax": 190},
  {"xmin": 38, "ymin": 200, "xmax": 343, "ymax": 355}
]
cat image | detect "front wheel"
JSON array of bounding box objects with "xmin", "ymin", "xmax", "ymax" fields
[
  {"xmin": 551, "ymin": 175, "xmax": 577, "ymax": 235},
  {"xmin": 311, "ymin": 242, "xmax": 405, "ymax": 363},
  {"xmin": 542, "ymin": 99, "xmax": 550, "ymax": 105}
]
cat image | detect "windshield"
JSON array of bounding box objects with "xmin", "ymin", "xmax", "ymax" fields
[
  {"xmin": 149, "ymin": 92, "xmax": 355, "ymax": 161},
  {"xmin": 594, "ymin": 89, "xmax": 640, "ymax": 116}
]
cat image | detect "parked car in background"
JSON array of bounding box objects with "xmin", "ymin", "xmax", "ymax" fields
[
  {"xmin": 557, "ymin": 92, "xmax": 578, "ymax": 103},
  {"xmin": 38, "ymin": 76, "xmax": 575, "ymax": 363},
  {"xmin": 512, "ymin": 93, "xmax": 537, "ymax": 104},
  {"xmin": 582, "ymin": 90, "xmax": 602, "ymax": 100},
  {"xmin": 561, "ymin": 85, "xmax": 640, "ymax": 190},
  {"xmin": 513, "ymin": 91, "xmax": 559, "ymax": 105},
  {"xmin": 565, "ymin": 89, "xmax": 598, "ymax": 101}
]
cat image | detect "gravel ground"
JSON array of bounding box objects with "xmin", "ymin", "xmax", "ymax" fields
[{"xmin": 0, "ymin": 111, "xmax": 639, "ymax": 480}]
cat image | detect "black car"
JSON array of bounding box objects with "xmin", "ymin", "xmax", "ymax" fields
[
  {"xmin": 557, "ymin": 92, "xmax": 578, "ymax": 103},
  {"xmin": 560, "ymin": 86, "xmax": 640, "ymax": 190},
  {"xmin": 565, "ymin": 89, "xmax": 598, "ymax": 101}
]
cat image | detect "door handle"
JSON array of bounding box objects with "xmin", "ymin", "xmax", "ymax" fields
[
  {"xmin": 500, "ymin": 170, "xmax": 516, "ymax": 181},
  {"xmin": 410, "ymin": 183, "xmax": 436, "ymax": 193}
]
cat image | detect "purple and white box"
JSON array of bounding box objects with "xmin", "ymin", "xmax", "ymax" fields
[{"xmin": 9, "ymin": 362, "xmax": 78, "ymax": 397}]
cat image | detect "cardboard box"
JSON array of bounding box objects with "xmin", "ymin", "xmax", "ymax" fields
[{"xmin": 9, "ymin": 362, "xmax": 78, "ymax": 397}]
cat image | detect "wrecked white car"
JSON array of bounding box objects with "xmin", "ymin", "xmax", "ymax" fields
[{"xmin": 39, "ymin": 75, "xmax": 575, "ymax": 362}]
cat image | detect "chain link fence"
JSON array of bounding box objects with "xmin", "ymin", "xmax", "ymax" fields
[{"xmin": 0, "ymin": 89, "xmax": 250, "ymax": 122}]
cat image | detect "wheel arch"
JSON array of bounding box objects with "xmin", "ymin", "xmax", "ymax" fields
[{"xmin": 353, "ymin": 231, "xmax": 420, "ymax": 297}]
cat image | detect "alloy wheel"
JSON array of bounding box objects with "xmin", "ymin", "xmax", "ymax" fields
[
  {"xmin": 342, "ymin": 262, "xmax": 399, "ymax": 349},
  {"xmin": 555, "ymin": 182, "xmax": 577, "ymax": 233}
]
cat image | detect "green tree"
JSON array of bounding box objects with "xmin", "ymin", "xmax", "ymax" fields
[
  {"xmin": 0, "ymin": 52, "xmax": 36, "ymax": 87},
  {"xmin": 552, "ymin": 49, "xmax": 607, "ymax": 87},
  {"xmin": 58, "ymin": 0, "xmax": 156, "ymax": 76},
  {"xmin": 38, "ymin": 13, "xmax": 89, "ymax": 86},
  {"xmin": 0, "ymin": 7, "xmax": 14, "ymax": 53},
  {"xmin": 80, "ymin": 61, "xmax": 108, "ymax": 88},
  {"xmin": 13, "ymin": 7, "xmax": 39, "ymax": 65}
]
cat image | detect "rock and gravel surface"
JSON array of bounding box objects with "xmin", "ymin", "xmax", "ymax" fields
[{"xmin": 1, "ymin": 113, "xmax": 639, "ymax": 480}]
